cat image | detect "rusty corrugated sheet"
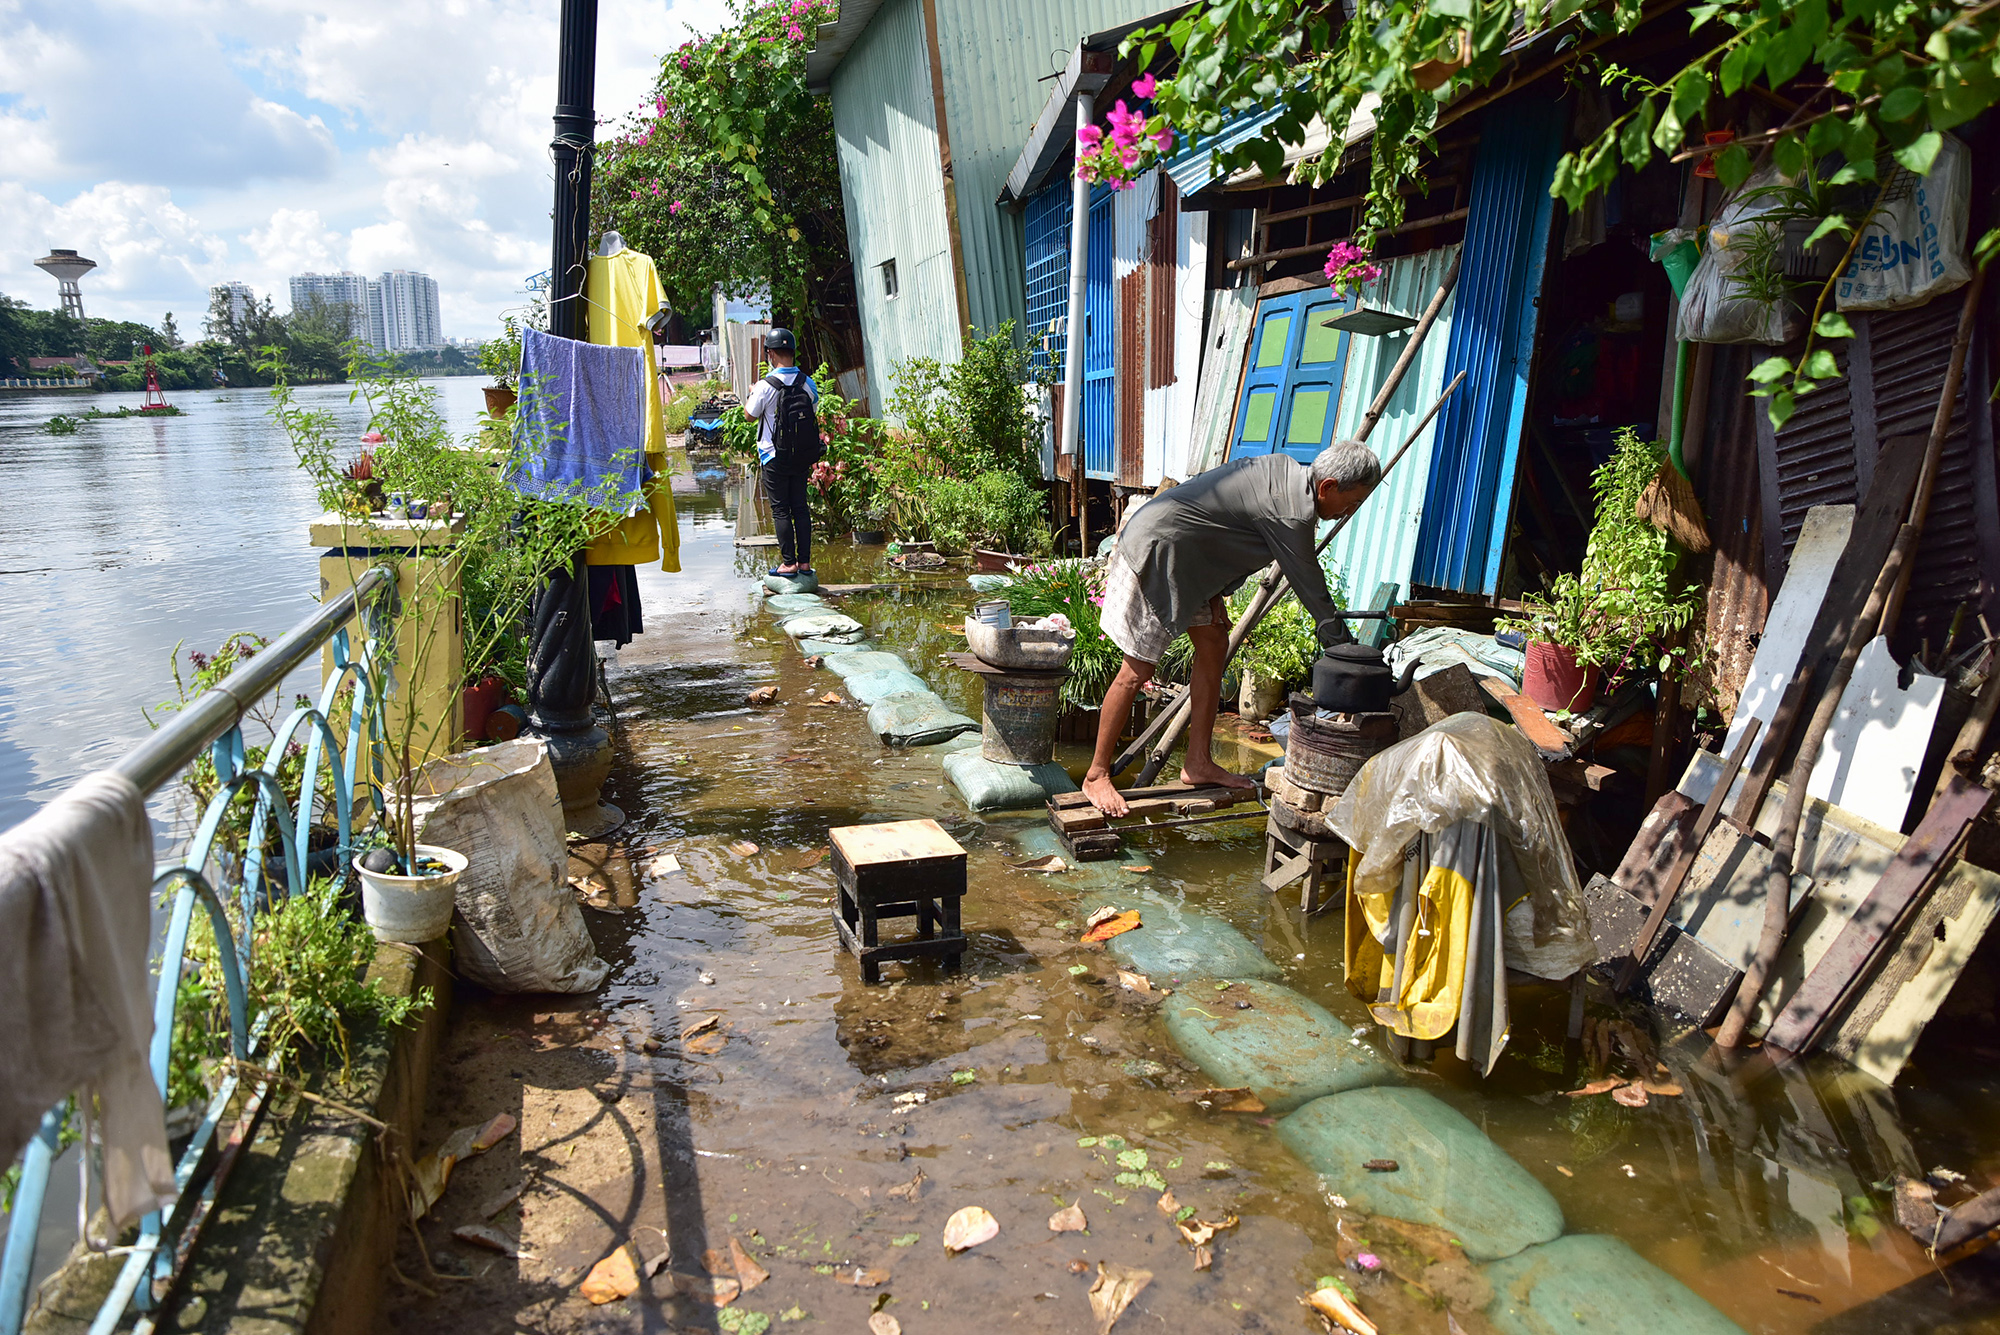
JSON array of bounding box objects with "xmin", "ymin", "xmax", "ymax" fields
[
  {"xmin": 1148, "ymin": 179, "xmax": 1178, "ymax": 390},
  {"xmin": 1117, "ymin": 266, "xmax": 1147, "ymax": 487},
  {"xmin": 1697, "ymin": 345, "xmax": 1769, "ymax": 716}
]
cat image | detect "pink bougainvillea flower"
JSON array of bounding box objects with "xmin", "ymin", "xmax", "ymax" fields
[
  {"xmin": 1077, "ymin": 123, "xmax": 1104, "ymax": 150},
  {"xmin": 1150, "ymin": 123, "xmax": 1175, "ymax": 152},
  {"xmin": 1077, "ymin": 157, "xmax": 1101, "ymax": 183},
  {"xmin": 669, "ymin": 199, "xmax": 686, "ymax": 214},
  {"xmin": 1131, "ymin": 72, "xmax": 1156, "ymax": 99},
  {"xmin": 1106, "ymin": 99, "xmax": 1144, "ymax": 148},
  {"xmin": 1119, "ymin": 142, "xmax": 1142, "ymax": 169}
]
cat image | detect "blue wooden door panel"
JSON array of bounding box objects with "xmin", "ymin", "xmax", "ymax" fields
[
  {"xmin": 1229, "ymin": 289, "xmax": 1356, "ymax": 463},
  {"xmin": 1082, "ymin": 189, "xmax": 1116, "ymax": 480}
]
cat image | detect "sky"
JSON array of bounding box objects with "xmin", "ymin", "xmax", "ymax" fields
[{"xmin": 0, "ymin": 0, "xmax": 734, "ymax": 342}]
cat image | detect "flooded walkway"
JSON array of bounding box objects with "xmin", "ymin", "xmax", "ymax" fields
[{"xmin": 387, "ymin": 455, "xmax": 2000, "ymax": 1335}]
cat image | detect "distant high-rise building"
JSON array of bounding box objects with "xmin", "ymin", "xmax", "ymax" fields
[
  {"xmin": 289, "ymin": 271, "xmax": 372, "ymax": 345},
  {"xmin": 210, "ymin": 280, "xmax": 256, "ymax": 333},
  {"xmin": 376, "ymin": 270, "xmax": 442, "ymax": 351}
]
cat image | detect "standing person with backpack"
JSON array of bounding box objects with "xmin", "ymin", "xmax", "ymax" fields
[{"xmin": 741, "ymin": 328, "xmax": 822, "ymax": 576}]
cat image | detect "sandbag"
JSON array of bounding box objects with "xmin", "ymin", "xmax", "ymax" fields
[
  {"xmin": 764, "ymin": 593, "xmax": 828, "ymax": 616},
  {"xmin": 822, "ymin": 650, "xmax": 913, "ymax": 680},
  {"xmin": 1483, "ymin": 1235, "xmax": 1746, "ymax": 1335},
  {"xmin": 798, "ymin": 636, "xmax": 874, "ymax": 656},
  {"xmin": 1837, "ymin": 134, "xmax": 1971, "ymax": 313},
  {"xmin": 1162, "ymin": 978, "xmax": 1396, "ymax": 1112},
  {"xmin": 943, "ymin": 750, "xmax": 1078, "ymax": 812},
  {"xmin": 412, "ymin": 739, "xmax": 608, "ymax": 994},
  {"xmin": 783, "ymin": 612, "xmax": 865, "ymax": 642},
  {"xmin": 1279, "ymin": 1086, "xmax": 1563, "ymax": 1261},
  {"xmin": 867, "ymin": 692, "xmax": 978, "ymax": 746},
  {"xmin": 764, "ymin": 571, "xmax": 820, "ymax": 594},
  {"xmin": 1076, "ymin": 887, "xmax": 1281, "ymax": 983},
  {"xmin": 967, "ymin": 573, "xmax": 1013, "ymax": 593},
  {"xmin": 844, "ymin": 669, "xmax": 933, "ymax": 705}
]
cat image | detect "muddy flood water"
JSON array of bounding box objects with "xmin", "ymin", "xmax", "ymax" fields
[{"xmin": 387, "ymin": 453, "xmax": 2000, "ymax": 1335}]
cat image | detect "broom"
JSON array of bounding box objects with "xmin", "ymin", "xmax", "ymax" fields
[{"xmin": 1636, "ymin": 232, "xmax": 1711, "ymax": 553}]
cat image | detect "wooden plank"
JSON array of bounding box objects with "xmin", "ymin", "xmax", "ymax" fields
[
  {"xmin": 1477, "ymin": 675, "xmax": 1571, "ymax": 758},
  {"xmin": 1052, "ymin": 807, "xmax": 1107, "ymax": 834},
  {"xmin": 1262, "ymin": 852, "xmax": 1312, "ymax": 894},
  {"xmin": 1614, "ymin": 719, "xmax": 1762, "ymax": 993},
  {"xmin": 1764, "ymin": 774, "xmax": 1995, "ymax": 1054},
  {"xmin": 1612, "ymin": 790, "xmax": 1699, "ymax": 904},
  {"xmin": 829, "ymin": 818, "xmax": 964, "ymax": 867}
]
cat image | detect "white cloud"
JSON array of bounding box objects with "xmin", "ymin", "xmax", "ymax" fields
[{"xmin": 0, "ymin": 0, "xmax": 732, "ymax": 337}]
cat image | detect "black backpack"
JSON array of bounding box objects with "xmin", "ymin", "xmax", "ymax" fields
[{"xmin": 766, "ymin": 372, "xmax": 821, "ymax": 470}]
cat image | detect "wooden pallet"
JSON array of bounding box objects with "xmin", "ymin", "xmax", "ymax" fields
[{"xmin": 1047, "ymin": 783, "xmax": 1256, "ymax": 861}]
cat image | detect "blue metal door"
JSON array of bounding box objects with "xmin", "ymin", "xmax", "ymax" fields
[
  {"xmin": 1410, "ymin": 102, "xmax": 1564, "ymax": 593},
  {"xmin": 1082, "ymin": 189, "xmax": 1116, "ymax": 480},
  {"xmin": 1228, "ymin": 289, "xmax": 1356, "ymax": 462}
]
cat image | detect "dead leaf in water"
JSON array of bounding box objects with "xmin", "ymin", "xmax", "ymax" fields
[
  {"xmin": 746, "ymin": 685, "xmax": 779, "ymax": 706},
  {"xmin": 681, "ymin": 1014, "xmax": 721, "ymax": 1041},
  {"xmin": 729, "ymin": 1237, "xmax": 769, "ymax": 1293},
  {"xmin": 1303, "ymin": 1284, "xmax": 1378, "ymax": 1335},
  {"xmin": 700, "ymin": 1248, "xmax": 734, "ymax": 1276},
  {"xmin": 1116, "ymin": 970, "xmax": 1160, "ymax": 997},
  {"xmin": 886, "ymin": 1169, "xmax": 926, "ymax": 1201},
  {"xmin": 1611, "ymin": 1082, "xmax": 1649, "ymax": 1108},
  {"xmin": 1641, "ymin": 1078, "xmax": 1683, "ymax": 1097},
  {"xmin": 1177, "ymin": 1087, "xmax": 1266, "ymax": 1114},
  {"xmin": 1082, "ymin": 910, "xmax": 1141, "ymax": 943},
  {"xmin": 728, "ymin": 840, "xmax": 760, "ymax": 857},
  {"xmin": 1049, "ymin": 1204, "xmax": 1087, "ymax": 1233},
  {"xmin": 1192, "ymin": 1243, "xmax": 1213, "ymax": 1270},
  {"xmin": 798, "ymin": 846, "xmax": 828, "ymax": 869},
  {"xmin": 1085, "ymin": 905, "xmax": 1121, "ymax": 929},
  {"xmin": 1178, "ymin": 1213, "xmax": 1238, "ymax": 1247},
  {"xmin": 1565, "ymin": 1078, "xmax": 1623, "ymax": 1097},
  {"xmin": 1010, "ymin": 854, "xmax": 1069, "ymax": 874},
  {"xmin": 685, "ymin": 1027, "xmax": 728, "ymax": 1057},
  {"xmin": 815, "ymin": 691, "xmax": 844, "ymax": 705},
  {"xmin": 943, "ymin": 1205, "xmax": 999, "ymax": 1254},
  {"xmin": 1123, "ymin": 865, "xmax": 1153, "ymax": 873},
  {"xmin": 580, "ymin": 1247, "xmax": 639, "ymax": 1304},
  {"xmin": 1087, "ymin": 1261, "xmax": 1152, "ymax": 1334},
  {"xmin": 671, "ymin": 1272, "xmax": 739, "ymax": 1305},
  {"xmin": 646, "ymin": 851, "xmax": 683, "ymax": 878},
  {"xmin": 870, "ymin": 1314, "xmax": 903, "ymax": 1335},
  {"xmin": 1155, "ymin": 1189, "xmax": 1179, "ymax": 1218},
  {"xmin": 833, "ymin": 1266, "xmax": 890, "ymax": 1288}
]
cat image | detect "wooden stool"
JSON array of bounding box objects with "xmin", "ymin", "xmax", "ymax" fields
[
  {"xmin": 829, "ymin": 819, "xmax": 968, "ymax": 984},
  {"xmin": 1262, "ymin": 810, "xmax": 1348, "ymax": 915}
]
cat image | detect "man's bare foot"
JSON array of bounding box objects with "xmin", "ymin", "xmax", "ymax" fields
[
  {"xmin": 1082, "ymin": 771, "xmax": 1129, "ymax": 817},
  {"xmin": 1181, "ymin": 760, "xmax": 1256, "ymax": 791}
]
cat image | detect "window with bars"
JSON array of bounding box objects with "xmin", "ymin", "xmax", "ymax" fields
[{"xmin": 1023, "ymin": 179, "xmax": 1073, "ymax": 379}]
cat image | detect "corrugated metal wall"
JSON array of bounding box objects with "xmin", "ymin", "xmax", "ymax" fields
[
  {"xmin": 1155, "ymin": 206, "xmax": 1210, "ymax": 483},
  {"xmin": 829, "ymin": 0, "xmax": 961, "ymax": 411},
  {"xmin": 1111, "ymin": 170, "xmax": 1158, "ymax": 487},
  {"xmin": 931, "ymin": 0, "xmax": 1167, "ymax": 340},
  {"xmin": 1411, "ymin": 100, "xmax": 1563, "ymax": 594},
  {"xmin": 1322, "ymin": 246, "xmax": 1461, "ymax": 609}
]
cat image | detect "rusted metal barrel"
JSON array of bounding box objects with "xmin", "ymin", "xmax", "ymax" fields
[
  {"xmin": 1282, "ymin": 696, "xmax": 1398, "ymax": 799},
  {"xmin": 981, "ymin": 670, "xmax": 1063, "ymax": 765}
]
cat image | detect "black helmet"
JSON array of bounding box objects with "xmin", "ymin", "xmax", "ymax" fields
[{"xmin": 765, "ymin": 327, "xmax": 797, "ymax": 353}]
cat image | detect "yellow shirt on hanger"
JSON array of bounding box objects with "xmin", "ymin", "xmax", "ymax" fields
[{"xmin": 582, "ymin": 248, "xmax": 681, "ymax": 573}]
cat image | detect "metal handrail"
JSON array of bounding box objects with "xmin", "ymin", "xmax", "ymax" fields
[{"xmin": 115, "ymin": 565, "xmax": 394, "ymax": 797}]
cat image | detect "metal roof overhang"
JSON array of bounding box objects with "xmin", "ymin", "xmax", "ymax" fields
[
  {"xmin": 803, "ymin": 0, "xmax": 890, "ymax": 94},
  {"xmin": 995, "ymin": 5, "xmax": 1192, "ymax": 210}
]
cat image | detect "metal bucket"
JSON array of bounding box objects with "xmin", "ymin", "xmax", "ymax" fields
[
  {"xmin": 1283, "ymin": 703, "xmax": 1398, "ymax": 798},
  {"xmin": 981, "ymin": 671, "xmax": 1061, "ymax": 765}
]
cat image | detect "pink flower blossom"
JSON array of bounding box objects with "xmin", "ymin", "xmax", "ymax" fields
[
  {"xmin": 1131, "ymin": 72, "xmax": 1156, "ymax": 99},
  {"xmin": 1150, "ymin": 123, "xmax": 1175, "ymax": 152},
  {"xmin": 1106, "ymin": 99, "xmax": 1144, "ymax": 149},
  {"xmin": 1324, "ymin": 241, "xmax": 1371, "ymax": 271},
  {"xmin": 1077, "ymin": 157, "xmax": 1101, "ymax": 183},
  {"xmin": 1119, "ymin": 143, "xmax": 1142, "ymax": 170},
  {"xmin": 670, "ymin": 199, "xmax": 686, "ymax": 215},
  {"xmin": 1077, "ymin": 123, "xmax": 1104, "ymax": 150}
]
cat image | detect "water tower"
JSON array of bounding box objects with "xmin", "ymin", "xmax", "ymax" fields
[{"xmin": 34, "ymin": 249, "xmax": 97, "ymax": 320}]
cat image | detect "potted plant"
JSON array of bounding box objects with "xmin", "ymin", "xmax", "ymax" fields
[
  {"xmin": 851, "ymin": 508, "xmax": 888, "ymax": 545},
  {"xmin": 1505, "ymin": 573, "xmax": 1614, "ymax": 713},
  {"xmin": 479, "ymin": 315, "xmax": 523, "ymax": 418}
]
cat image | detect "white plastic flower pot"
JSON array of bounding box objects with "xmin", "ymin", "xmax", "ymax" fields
[{"xmin": 353, "ymin": 844, "xmax": 467, "ymax": 943}]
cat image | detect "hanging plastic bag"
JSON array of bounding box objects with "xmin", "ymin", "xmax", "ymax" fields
[
  {"xmin": 1835, "ymin": 134, "xmax": 1971, "ymax": 312},
  {"xmin": 413, "ymin": 738, "xmax": 609, "ymax": 994},
  {"xmin": 1675, "ymin": 165, "xmax": 1805, "ymax": 345}
]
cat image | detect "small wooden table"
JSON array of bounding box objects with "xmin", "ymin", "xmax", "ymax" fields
[{"xmin": 829, "ymin": 819, "xmax": 968, "ymax": 984}]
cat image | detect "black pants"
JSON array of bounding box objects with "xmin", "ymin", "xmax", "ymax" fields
[{"xmin": 761, "ymin": 463, "xmax": 813, "ymax": 567}]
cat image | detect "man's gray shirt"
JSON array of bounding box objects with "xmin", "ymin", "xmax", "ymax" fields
[{"xmin": 1113, "ymin": 453, "xmax": 1345, "ymax": 644}]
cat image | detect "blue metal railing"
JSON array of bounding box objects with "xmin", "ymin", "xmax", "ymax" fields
[{"xmin": 0, "ymin": 564, "xmax": 395, "ymax": 1335}]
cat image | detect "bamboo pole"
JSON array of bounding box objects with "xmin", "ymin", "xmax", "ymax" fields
[
  {"xmin": 1716, "ymin": 272, "xmax": 1987, "ymax": 1048},
  {"xmin": 1116, "ymin": 254, "xmax": 1462, "ymax": 783}
]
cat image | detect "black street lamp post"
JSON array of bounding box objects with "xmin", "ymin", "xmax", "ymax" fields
[{"xmin": 526, "ymin": 0, "xmax": 621, "ymax": 837}]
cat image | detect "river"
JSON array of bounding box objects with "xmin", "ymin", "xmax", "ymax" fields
[{"xmin": 0, "ymin": 378, "xmax": 492, "ymax": 836}]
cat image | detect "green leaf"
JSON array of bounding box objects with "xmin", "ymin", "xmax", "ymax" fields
[
  {"xmin": 1879, "ymin": 84, "xmax": 1926, "ymax": 122},
  {"xmin": 1116, "ymin": 1148, "xmax": 1149, "ymax": 1171},
  {"xmin": 1687, "ymin": 2, "xmax": 1722, "ymax": 24},
  {"xmin": 1619, "ymin": 102, "xmax": 1657, "ymax": 168},
  {"xmin": 1714, "ymin": 143, "xmax": 1752, "ymax": 190},
  {"xmin": 1815, "ymin": 311, "xmax": 1856, "ymax": 339},
  {"xmin": 1804, "ymin": 215, "xmax": 1849, "ymax": 248},
  {"xmin": 1719, "ymin": 40, "xmax": 1760, "ymax": 96},
  {"xmin": 1772, "ymin": 133, "xmax": 1807, "ymax": 178},
  {"xmin": 1747, "ymin": 355, "xmax": 1793, "ymax": 384},
  {"xmin": 1076, "ymin": 1136, "xmax": 1099, "ymax": 1148},
  {"xmin": 1765, "ymin": 23, "xmax": 1811, "ymax": 87},
  {"xmin": 891, "ymin": 1233, "xmax": 920, "ymax": 1246},
  {"xmin": 1893, "ymin": 131, "xmax": 1943, "ymax": 176},
  {"xmin": 1670, "ymin": 67, "xmax": 1710, "ymax": 121},
  {"xmin": 1652, "ymin": 101, "xmax": 1684, "ymax": 154},
  {"xmin": 1975, "ymin": 226, "xmax": 2000, "ymax": 269},
  {"xmin": 1767, "ymin": 389, "xmax": 1797, "ymax": 430},
  {"xmin": 1803, "ymin": 348, "xmax": 1839, "ymax": 380},
  {"xmin": 951, "ymin": 1069, "xmax": 976, "ymax": 1085},
  {"xmin": 1929, "ymin": 69, "xmax": 1998, "ymax": 132}
]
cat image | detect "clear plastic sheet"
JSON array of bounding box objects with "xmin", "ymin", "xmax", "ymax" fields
[{"xmin": 1326, "ymin": 712, "xmax": 1594, "ymax": 978}]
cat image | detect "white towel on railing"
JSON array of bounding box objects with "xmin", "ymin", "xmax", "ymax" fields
[{"xmin": 0, "ymin": 771, "xmax": 174, "ymax": 1231}]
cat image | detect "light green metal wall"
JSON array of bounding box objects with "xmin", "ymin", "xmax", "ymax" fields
[
  {"xmin": 829, "ymin": 0, "xmax": 961, "ymax": 408},
  {"xmin": 932, "ymin": 0, "xmax": 1165, "ymax": 340},
  {"xmin": 1322, "ymin": 245, "xmax": 1461, "ymax": 610}
]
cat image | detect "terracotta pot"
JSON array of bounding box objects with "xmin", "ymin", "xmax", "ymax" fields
[
  {"xmin": 1412, "ymin": 28, "xmax": 1471, "ymax": 90},
  {"xmin": 973, "ymin": 548, "xmax": 1027, "ymax": 573},
  {"xmin": 461, "ymin": 675, "xmax": 508, "ymax": 742},
  {"xmin": 1522, "ymin": 640, "xmax": 1600, "ymax": 713},
  {"xmin": 482, "ymin": 385, "xmax": 517, "ymax": 416}
]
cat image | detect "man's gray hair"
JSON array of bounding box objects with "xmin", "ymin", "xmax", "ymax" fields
[{"xmin": 1311, "ymin": 438, "xmax": 1382, "ymax": 492}]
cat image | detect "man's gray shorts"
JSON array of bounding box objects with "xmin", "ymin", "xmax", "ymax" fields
[{"xmin": 1099, "ymin": 554, "xmax": 1219, "ymax": 665}]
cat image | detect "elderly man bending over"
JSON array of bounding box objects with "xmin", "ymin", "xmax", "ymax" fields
[{"xmin": 1082, "ymin": 439, "xmax": 1381, "ymax": 816}]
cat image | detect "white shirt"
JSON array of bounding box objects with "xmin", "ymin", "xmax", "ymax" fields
[{"xmin": 742, "ymin": 365, "xmax": 818, "ymax": 466}]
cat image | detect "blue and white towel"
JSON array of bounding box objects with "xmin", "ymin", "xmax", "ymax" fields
[{"xmin": 507, "ymin": 326, "xmax": 647, "ymax": 511}]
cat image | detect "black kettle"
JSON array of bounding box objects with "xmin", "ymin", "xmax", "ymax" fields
[{"xmin": 1310, "ymin": 642, "xmax": 1420, "ymax": 714}]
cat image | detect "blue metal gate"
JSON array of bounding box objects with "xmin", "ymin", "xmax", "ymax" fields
[
  {"xmin": 1409, "ymin": 101, "xmax": 1563, "ymax": 594},
  {"xmin": 1082, "ymin": 188, "xmax": 1116, "ymax": 480},
  {"xmin": 1228, "ymin": 287, "xmax": 1356, "ymax": 464}
]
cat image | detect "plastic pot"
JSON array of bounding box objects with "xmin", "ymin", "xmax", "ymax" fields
[
  {"xmin": 482, "ymin": 385, "xmax": 516, "ymax": 416},
  {"xmin": 354, "ymin": 844, "xmax": 468, "ymax": 943},
  {"xmin": 1521, "ymin": 641, "xmax": 1600, "ymax": 713},
  {"xmin": 461, "ymin": 675, "xmax": 508, "ymax": 742}
]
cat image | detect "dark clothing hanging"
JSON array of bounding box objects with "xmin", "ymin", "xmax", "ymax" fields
[
  {"xmin": 588, "ymin": 564, "xmax": 644, "ymax": 647},
  {"xmin": 762, "ymin": 463, "xmax": 813, "ymax": 567}
]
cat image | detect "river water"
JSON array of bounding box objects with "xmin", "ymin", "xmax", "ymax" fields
[{"xmin": 0, "ymin": 378, "xmax": 491, "ymax": 836}]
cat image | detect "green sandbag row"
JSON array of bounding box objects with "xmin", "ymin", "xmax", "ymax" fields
[
  {"xmin": 764, "ymin": 592, "xmax": 827, "ymax": 615},
  {"xmin": 782, "ymin": 611, "xmax": 865, "ymax": 642},
  {"xmin": 1076, "ymin": 886, "xmax": 1281, "ymax": 983},
  {"xmin": 1279, "ymin": 1087, "xmax": 1564, "ymax": 1262},
  {"xmin": 820, "ymin": 650, "xmax": 910, "ymax": 679},
  {"xmin": 845, "ymin": 669, "xmax": 933, "ymax": 705},
  {"xmin": 942, "ymin": 749, "xmax": 1077, "ymax": 812},
  {"xmin": 866, "ymin": 691, "xmax": 979, "ymax": 746},
  {"xmin": 1160, "ymin": 978, "xmax": 1395, "ymax": 1113},
  {"xmin": 763, "ymin": 571, "xmax": 820, "ymax": 594},
  {"xmin": 1482, "ymin": 1234, "xmax": 1746, "ymax": 1335}
]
